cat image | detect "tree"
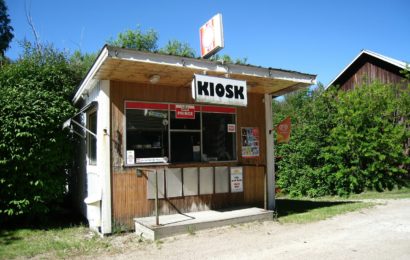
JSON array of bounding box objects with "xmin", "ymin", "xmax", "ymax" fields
[
  {"xmin": 159, "ymin": 40, "xmax": 195, "ymax": 58},
  {"xmin": 273, "ymin": 85, "xmax": 337, "ymax": 197},
  {"xmin": 209, "ymin": 53, "xmax": 248, "ymax": 65},
  {"xmin": 107, "ymin": 26, "xmax": 158, "ymax": 52},
  {"xmin": 0, "ymin": 0, "xmax": 13, "ymax": 60},
  {"xmin": 69, "ymin": 50, "xmax": 97, "ymax": 78},
  {"xmin": 0, "ymin": 42, "xmax": 80, "ymax": 221}
]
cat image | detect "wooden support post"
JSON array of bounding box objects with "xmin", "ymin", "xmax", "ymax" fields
[{"xmin": 155, "ymin": 169, "xmax": 159, "ymax": 226}]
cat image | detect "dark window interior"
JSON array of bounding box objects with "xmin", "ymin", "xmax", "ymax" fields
[
  {"xmin": 88, "ymin": 111, "xmax": 97, "ymax": 165},
  {"xmin": 126, "ymin": 109, "xmax": 168, "ymax": 160},
  {"xmin": 202, "ymin": 113, "xmax": 236, "ymax": 161},
  {"xmin": 126, "ymin": 103, "xmax": 236, "ymax": 164}
]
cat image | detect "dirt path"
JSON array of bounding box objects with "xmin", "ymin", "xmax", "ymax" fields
[{"xmin": 98, "ymin": 199, "xmax": 410, "ymax": 260}]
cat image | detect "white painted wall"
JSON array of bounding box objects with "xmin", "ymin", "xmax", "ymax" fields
[{"xmin": 81, "ymin": 80, "xmax": 112, "ymax": 234}]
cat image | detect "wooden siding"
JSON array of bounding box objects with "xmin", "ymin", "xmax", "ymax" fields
[
  {"xmin": 112, "ymin": 166, "xmax": 265, "ymax": 228},
  {"xmin": 110, "ymin": 81, "xmax": 267, "ymax": 229},
  {"xmin": 340, "ymin": 62, "xmax": 405, "ymax": 91}
]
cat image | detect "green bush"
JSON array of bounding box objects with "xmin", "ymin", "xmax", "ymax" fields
[
  {"xmin": 274, "ymin": 81, "xmax": 409, "ymax": 197},
  {"xmin": 321, "ymin": 82, "xmax": 409, "ymax": 195},
  {"xmin": 0, "ymin": 42, "xmax": 81, "ymax": 220},
  {"xmin": 273, "ymin": 85, "xmax": 337, "ymax": 197}
]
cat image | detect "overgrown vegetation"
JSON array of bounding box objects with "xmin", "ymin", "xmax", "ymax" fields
[
  {"xmin": 274, "ymin": 79, "xmax": 410, "ymax": 197},
  {"xmin": 0, "ymin": 42, "xmax": 87, "ymax": 221}
]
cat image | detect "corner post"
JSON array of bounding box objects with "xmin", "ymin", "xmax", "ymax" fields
[
  {"xmin": 98, "ymin": 80, "xmax": 112, "ymax": 234},
  {"xmin": 264, "ymin": 93, "xmax": 275, "ymax": 210}
]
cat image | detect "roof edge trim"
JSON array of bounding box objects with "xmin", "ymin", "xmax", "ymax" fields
[{"xmin": 73, "ymin": 46, "xmax": 109, "ymax": 104}]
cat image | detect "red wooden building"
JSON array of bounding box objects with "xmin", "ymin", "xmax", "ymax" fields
[{"xmin": 328, "ymin": 50, "xmax": 408, "ymax": 90}]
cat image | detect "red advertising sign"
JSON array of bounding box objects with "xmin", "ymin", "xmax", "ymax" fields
[
  {"xmin": 175, "ymin": 104, "xmax": 195, "ymax": 119},
  {"xmin": 276, "ymin": 117, "xmax": 291, "ymax": 143}
]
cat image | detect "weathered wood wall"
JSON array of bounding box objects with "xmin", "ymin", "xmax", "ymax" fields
[
  {"xmin": 340, "ymin": 62, "xmax": 405, "ymax": 91},
  {"xmin": 112, "ymin": 166, "xmax": 265, "ymax": 228},
  {"xmin": 110, "ymin": 81, "xmax": 267, "ymax": 229}
]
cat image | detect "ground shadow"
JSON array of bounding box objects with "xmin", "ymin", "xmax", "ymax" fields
[
  {"xmin": 0, "ymin": 206, "xmax": 86, "ymax": 247},
  {"xmin": 276, "ymin": 199, "xmax": 356, "ymax": 218}
]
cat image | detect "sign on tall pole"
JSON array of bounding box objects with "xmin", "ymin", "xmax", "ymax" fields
[{"xmin": 199, "ymin": 13, "xmax": 224, "ymax": 58}]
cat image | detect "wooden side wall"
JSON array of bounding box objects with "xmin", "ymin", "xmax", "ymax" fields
[
  {"xmin": 110, "ymin": 81, "xmax": 267, "ymax": 228},
  {"xmin": 112, "ymin": 166, "xmax": 265, "ymax": 228},
  {"xmin": 340, "ymin": 62, "xmax": 405, "ymax": 91}
]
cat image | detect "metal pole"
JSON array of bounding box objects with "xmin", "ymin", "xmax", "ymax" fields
[{"xmin": 155, "ymin": 169, "xmax": 159, "ymax": 226}]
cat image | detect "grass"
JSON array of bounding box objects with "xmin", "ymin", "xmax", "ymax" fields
[
  {"xmin": 1, "ymin": 184, "xmax": 409, "ymax": 259},
  {"xmin": 276, "ymin": 199, "xmax": 374, "ymax": 224},
  {"xmin": 275, "ymin": 182, "xmax": 410, "ymax": 224},
  {"xmin": 0, "ymin": 226, "xmax": 111, "ymax": 259}
]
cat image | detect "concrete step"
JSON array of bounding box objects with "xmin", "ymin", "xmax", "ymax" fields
[{"xmin": 134, "ymin": 207, "xmax": 274, "ymax": 240}]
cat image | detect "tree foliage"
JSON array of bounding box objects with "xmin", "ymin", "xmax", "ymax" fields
[
  {"xmin": 107, "ymin": 26, "xmax": 158, "ymax": 52},
  {"xmin": 209, "ymin": 53, "xmax": 248, "ymax": 65},
  {"xmin": 69, "ymin": 50, "xmax": 97, "ymax": 78},
  {"xmin": 274, "ymin": 81, "xmax": 409, "ymax": 197},
  {"xmin": 0, "ymin": 42, "xmax": 81, "ymax": 219},
  {"xmin": 273, "ymin": 85, "xmax": 338, "ymax": 197},
  {"xmin": 321, "ymin": 82, "xmax": 409, "ymax": 195},
  {"xmin": 0, "ymin": 0, "xmax": 13, "ymax": 59},
  {"xmin": 159, "ymin": 40, "xmax": 195, "ymax": 58}
]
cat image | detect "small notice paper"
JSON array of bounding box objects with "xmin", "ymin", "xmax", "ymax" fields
[
  {"xmin": 126, "ymin": 150, "xmax": 135, "ymax": 165},
  {"xmin": 230, "ymin": 167, "xmax": 243, "ymax": 193}
]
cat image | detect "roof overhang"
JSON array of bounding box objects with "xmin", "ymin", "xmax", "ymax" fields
[{"xmin": 73, "ymin": 45, "xmax": 317, "ymax": 104}]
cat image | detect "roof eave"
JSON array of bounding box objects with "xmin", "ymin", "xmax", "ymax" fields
[
  {"xmin": 105, "ymin": 46, "xmax": 316, "ymax": 85},
  {"xmin": 72, "ymin": 46, "xmax": 109, "ymax": 104}
]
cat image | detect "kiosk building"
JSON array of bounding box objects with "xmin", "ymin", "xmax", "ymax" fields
[{"xmin": 70, "ymin": 45, "xmax": 316, "ymax": 234}]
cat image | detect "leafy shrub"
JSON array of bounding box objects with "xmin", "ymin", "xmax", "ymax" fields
[
  {"xmin": 274, "ymin": 81, "xmax": 409, "ymax": 197},
  {"xmin": 321, "ymin": 82, "xmax": 409, "ymax": 195},
  {"xmin": 0, "ymin": 42, "xmax": 81, "ymax": 220}
]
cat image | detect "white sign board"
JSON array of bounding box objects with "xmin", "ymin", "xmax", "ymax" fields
[
  {"xmin": 135, "ymin": 157, "xmax": 168, "ymax": 164},
  {"xmin": 230, "ymin": 167, "xmax": 243, "ymax": 193},
  {"xmin": 126, "ymin": 150, "xmax": 135, "ymax": 165},
  {"xmin": 200, "ymin": 13, "xmax": 224, "ymax": 58},
  {"xmin": 192, "ymin": 74, "xmax": 247, "ymax": 107}
]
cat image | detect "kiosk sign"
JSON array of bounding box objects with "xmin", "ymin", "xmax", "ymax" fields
[{"xmin": 192, "ymin": 74, "xmax": 247, "ymax": 107}]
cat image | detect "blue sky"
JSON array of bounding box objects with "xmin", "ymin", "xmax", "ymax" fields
[{"xmin": 5, "ymin": 0, "xmax": 410, "ymax": 86}]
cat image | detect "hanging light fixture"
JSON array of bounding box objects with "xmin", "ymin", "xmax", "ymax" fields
[{"xmin": 149, "ymin": 74, "xmax": 160, "ymax": 84}]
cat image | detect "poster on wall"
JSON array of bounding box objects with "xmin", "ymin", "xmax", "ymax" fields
[
  {"xmin": 241, "ymin": 127, "xmax": 260, "ymax": 158},
  {"xmin": 230, "ymin": 167, "xmax": 243, "ymax": 193}
]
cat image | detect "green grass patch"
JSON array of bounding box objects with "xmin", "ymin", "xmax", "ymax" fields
[
  {"xmin": 275, "ymin": 181, "xmax": 410, "ymax": 223},
  {"xmin": 348, "ymin": 185, "xmax": 410, "ymax": 200},
  {"xmin": 0, "ymin": 226, "xmax": 111, "ymax": 259},
  {"xmin": 276, "ymin": 198, "xmax": 374, "ymax": 224}
]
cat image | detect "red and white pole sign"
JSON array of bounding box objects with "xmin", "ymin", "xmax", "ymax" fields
[
  {"xmin": 199, "ymin": 13, "xmax": 224, "ymax": 58},
  {"xmin": 175, "ymin": 104, "xmax": 196, "ymax": 119}
]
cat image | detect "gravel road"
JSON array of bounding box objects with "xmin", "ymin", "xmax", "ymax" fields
[{"xmin": 100, "ymin": 199, "xmax": 410, "ymax": 260}]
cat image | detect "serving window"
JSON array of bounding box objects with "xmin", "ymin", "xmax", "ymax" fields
[{"xmin": 125, "ymin": 101, "xmax": 237, "ymax": 165}]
